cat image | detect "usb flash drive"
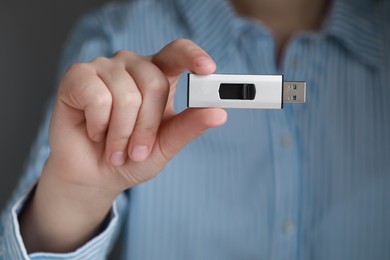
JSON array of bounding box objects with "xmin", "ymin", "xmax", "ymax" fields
[{"xmin": 187, "ymin": 73, "xmax": 306, "ymax": 109}]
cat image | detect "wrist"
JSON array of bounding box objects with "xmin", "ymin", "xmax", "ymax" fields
[
  {"xmin": 19, "ymin": 157, "xmax": 119, "ymax": 253},
  {"xmin": 40, "ymin": 158, "xmax": 119, "ymax": 210}
]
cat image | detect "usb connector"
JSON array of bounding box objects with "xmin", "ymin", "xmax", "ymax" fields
[
  {"xmin": 187, "ymin": 73, "xmax": 306, "ymax": 109},
  {"xmin": 283, "ymin": 81, "xmax": 306, "ymax": 103}
]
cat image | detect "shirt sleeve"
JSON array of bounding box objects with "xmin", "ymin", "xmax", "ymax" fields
[{"xmin": 0, "ymin": 5, "xmax": 129, "ymax": 259}]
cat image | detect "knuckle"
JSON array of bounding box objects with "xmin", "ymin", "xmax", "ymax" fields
[
  {"xmin": 94, "ymin": 91, "xmax": 112, "ymax": 108},
  {"xmin": 115, "ymin": 49, "xmax": 133, "ymax": 57},
  {"xmin": 110, "ymin": 133, "xmax": 131, "ymax": 144},
  {"xmin": 91, "ymin": 56, "xmax": 111, "ymax": 67},
  {"xmin": 138, "ymin": 125, "xmax": 158, "ymax": 138},
  {"xmin": 118, "ymin": 92, "xmax": 142, "ymax": 108},
  {"xmin": 147, "ymin": 77, "xmax": 169, "ymax": 93},
  {"xmin": 106, "ymin": 62, "xmax": 125, "ymax": 75},
  {"xmin": 66, "ymin": 62, "xmax": 92, "ymax": 74}
]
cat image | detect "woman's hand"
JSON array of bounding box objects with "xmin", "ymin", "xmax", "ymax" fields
[{"xmin": 19, "ymin": 39, "xmax": 227, "ymax": 253}]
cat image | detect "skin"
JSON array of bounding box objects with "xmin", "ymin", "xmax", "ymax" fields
[
  {"xmin": 19, "ymin": 40, "xmax": 227, "ymax": 252},
  {"xmin": 19, "ymin": 0, "xmax": 329, "ymax": 253}
]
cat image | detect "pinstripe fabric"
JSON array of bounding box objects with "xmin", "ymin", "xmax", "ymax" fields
[{"xmin": 1, "ymin": 0, "xmax": 389, "ymax": 259}]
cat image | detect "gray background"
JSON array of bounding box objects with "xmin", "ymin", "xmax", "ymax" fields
[{"xmin": 0, "ymin": 0, "xmax": 122, "ymax": 258}]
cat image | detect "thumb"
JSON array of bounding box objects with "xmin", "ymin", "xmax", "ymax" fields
[{"xmin": 154, "ymin": 108, "xmax": 227, "ymax": 162}]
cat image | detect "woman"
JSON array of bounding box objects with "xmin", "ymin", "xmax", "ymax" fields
[{"xmin": 1, "ymin": 0, "xmax": 389, "ymax": 259}]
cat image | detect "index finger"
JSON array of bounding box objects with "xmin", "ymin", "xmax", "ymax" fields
[{"xmin": 151, "ymin": 38, "xmax": 216, "ymax": 78}]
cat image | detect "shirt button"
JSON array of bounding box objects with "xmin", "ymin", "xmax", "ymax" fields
[
  {"xmin": 282, "ymin": 220, "xmax": 296, "ymax": 235},
  {"xmin": 280, "ymin": 133, "xmax": 293, "ymax": 148}
]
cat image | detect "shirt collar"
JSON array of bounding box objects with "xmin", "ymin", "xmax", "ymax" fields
[
  {"xmin": 176, "ymin": 0, "xmax": 383, "ymax": 69},
  {"xmin": 175, "ymin": 0, "xmax": 240, "ymax": 65},
  {"xmin": 323, "ymin": 0, "xmax": 383, "ymax": 69}
]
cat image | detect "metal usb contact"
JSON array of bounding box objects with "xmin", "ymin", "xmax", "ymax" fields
[
  {"xmin": 187, "ymin": 73, "xmax": 306, "ymax": 109},
  {"xmin": 283, "ymin": 81, "xmax": 306, "ymax": 103}
]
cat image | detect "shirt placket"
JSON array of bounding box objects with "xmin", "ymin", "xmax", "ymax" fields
[
  {"xmin": 268, "ymin": 37, "xmax": 302, "ymax": 260},
  {"xmin": 239, "ymin": 24, "xmax": 303, "ymax": 259}
]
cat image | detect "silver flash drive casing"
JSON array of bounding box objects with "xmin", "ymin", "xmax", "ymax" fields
[{"xmin": 187, "ymin": 73, "xmax": 284, "ymax": 109}]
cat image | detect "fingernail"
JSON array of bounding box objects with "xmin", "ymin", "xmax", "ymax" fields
[
  {"xmin": 131, "ymin": 145, "xmax": 149, "ymax": 162},
  {"xmin": 110, "ymin": 152, "xmax": 125, "ymax": 166},
  {"xmin": 195, "ymin": 57, "xmax": 213, "ymax": 68}
]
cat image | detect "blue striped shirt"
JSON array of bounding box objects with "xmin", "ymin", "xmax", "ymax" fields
[{"xmin": 1, "ymin": 0, "xmax": 390, "ymax": 259}]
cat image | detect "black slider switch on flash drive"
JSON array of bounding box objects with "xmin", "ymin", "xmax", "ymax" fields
[{"xmin": 218, "ymin": 83, "xmax": 256, "ymax": 100}]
